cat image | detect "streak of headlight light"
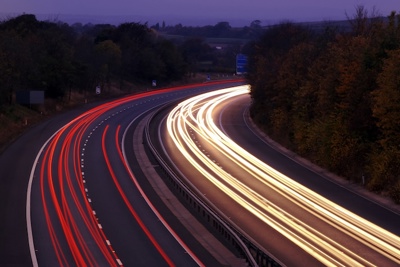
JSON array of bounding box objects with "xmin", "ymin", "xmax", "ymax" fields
[
  {"xmin": 183, "ymin": 87, "xmax": 372, "ymax": 266},
  {"xmin": 167, "ymin": 86, "xmax": 360, "ymax": 266},
  {"xmin": 203, "ymin": 88, "xmax": 400, "ymax": 264},
  {"xmin": 166, "ymin": 85, "xmax": 400, "ymax": 266}
]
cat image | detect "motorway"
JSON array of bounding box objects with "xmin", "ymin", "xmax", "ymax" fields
[
  {"xmin": 0, "ymin": 81, "xmax": 245, "ymax": 266},
  {"xmin": 158, "ymin": 85, "xmax": 400, "ymax": 266},
  {"xmin": 1, "ymin": 82, "xmax": 399, "ymax": 266}
]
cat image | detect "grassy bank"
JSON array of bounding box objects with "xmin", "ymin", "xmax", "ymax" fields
[{"xmin": 0, "ymin": 74, "xmax": 218, "ymax": 154}]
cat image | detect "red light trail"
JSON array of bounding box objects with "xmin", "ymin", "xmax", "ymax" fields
[{"xmin": 27, "ymin": 81, "xmax": 236, "ymax": 266}]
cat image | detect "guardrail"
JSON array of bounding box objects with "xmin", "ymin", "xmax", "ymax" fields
[{"xmin": 143, "ymin": 106, "xmax": 284, "ymax": 267}]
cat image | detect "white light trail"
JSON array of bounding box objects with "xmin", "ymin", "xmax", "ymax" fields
[{"xmin": 165, "ymin": 85, "xmax": 400, "ymax": 266}]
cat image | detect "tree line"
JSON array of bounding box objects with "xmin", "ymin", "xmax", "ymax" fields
[
  {"xmin": 0, "ymin": 14, "xmax": 248, "ymax": 108},
  {"xmin": 246, "ymin": 7, "xmax": 400, "ymax": 203},
  {"xmin": 0, "ymin": 14, "xmax": 191, "ymax": 105},
  {"xmin": 154, "ymin": 20, "xmax": 264, "ymax": 40}
]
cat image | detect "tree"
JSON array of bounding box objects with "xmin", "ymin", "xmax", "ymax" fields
[
  {"xmin": 35, "ymin": 21, "xmax": 75, "ymax": 99},
  {"xmin": 0, "ymin": 30, "xmax": 24, "ymax": 105},
  {"xmin": 369, "ymin": 50, "xmax": 400, "ymax": 197},
  {"xmin": 211, "ymin": 22, "xmax": 231, "ymax": 37},
  {"xmin": 371, "ymin": 49, "xmax": 400, "ymax": 150},
  {"xmin": 156, "ymin": 39, "xmax": 187, "ymax": 81},
  {"xmin": 247, "ymin": 22, "xmax": 313, "ymax": 133},
  {"xmin": 180, "ymin": 37, "xmax": 212, "ymax": 76},
  {"xmin": 271, "ymin": 42, "xmax": 316, "ymax": 145},
  {"xmin": 94, "ymin": 40, "xmax": 121, "ymax": 89}
]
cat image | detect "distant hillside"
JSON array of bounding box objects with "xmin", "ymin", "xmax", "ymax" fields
[{"xmin": 0, "ymin": 13, "xmax": 256, "ymax": 28}]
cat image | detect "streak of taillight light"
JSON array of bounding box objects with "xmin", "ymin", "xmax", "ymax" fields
[
  {"xmin": 32, "ymin": 80, "xmax": 240, "ymax": 265},
  {"xmin": 115, "ymin": 124, "xmax": 206, "ymax": 267},
  {"xmin": 102, "ymin": 125, "xmax": 176, "ymax": 267}
]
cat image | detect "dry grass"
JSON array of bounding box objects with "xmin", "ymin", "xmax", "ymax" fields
[
  {"xmin": 0, "ymin": 104, "xmax": 44, "ymax": 152},
  {"xmin": 0, "ymin": 88, "xmax": 111, "ymax": 153},
  {"xmin": 0, "ymin": 76, "xmax": 213, "ymax": 153}
]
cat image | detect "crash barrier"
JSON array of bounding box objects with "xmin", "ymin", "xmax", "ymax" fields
[{"xmin": 143, "ymin": 108, "xmax": 284, "ymax": 267}]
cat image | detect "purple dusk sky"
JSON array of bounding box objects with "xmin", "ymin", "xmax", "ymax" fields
[{"xmin": 2, "ymin": 0, "xmax": 399, "ymax": 26}]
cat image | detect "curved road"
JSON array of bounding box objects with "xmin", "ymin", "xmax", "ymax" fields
[
  {"xmin": 0, "ymin": 81, "xmax": 245, "ymax": 266},
  {"xmin": 2, "ymin": 82, "xmax": 399, "ymax": 266},
  {"xmin": 159, "ymin": 85, "xmax": 400, "ymax": 266}
]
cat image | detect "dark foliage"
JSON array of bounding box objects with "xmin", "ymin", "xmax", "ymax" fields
[
  {"xmin": 0, "ymin": 15, "xmax": 254, "ymax": 107},
  {"xmin": 246, "ymin": 9, "xmax": 400, "ymax": 203},
  {"xmin": 0, "ymin": 15, "xmax": 190, "ymax": 104}
]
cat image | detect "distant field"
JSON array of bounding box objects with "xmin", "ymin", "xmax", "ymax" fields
[{"xmin": 159, "ymin": 33, "xmax": 250, "ymax": 45}]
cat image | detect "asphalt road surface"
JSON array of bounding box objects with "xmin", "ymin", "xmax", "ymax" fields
[
  {"xmin": 158, "ymin": 86, "xmax": 400, "ymax": 266},
  {"xmin": 0, "ymin": 80, "xmax": 245, "ymax": 267}
]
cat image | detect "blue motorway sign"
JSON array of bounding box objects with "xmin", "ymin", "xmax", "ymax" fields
[{"xmin": 236, "ymin": 54, "xmax": 248, "ymax": 75}]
